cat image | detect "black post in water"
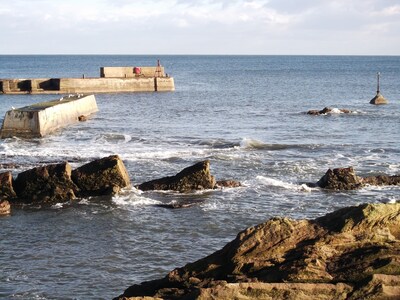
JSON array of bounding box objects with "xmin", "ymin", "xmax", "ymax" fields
[{"xmin": 377, "ymin": 72, "xmax": 380, "ymax": 94}]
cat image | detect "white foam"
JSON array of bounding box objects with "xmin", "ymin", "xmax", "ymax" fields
[
  {"xmin": 256, "ymin": 175, "xmax": 313, "ymax": 192},
  {"xmin": 239, "ymin": 137, "xmax": 265, "ymax": 149}
]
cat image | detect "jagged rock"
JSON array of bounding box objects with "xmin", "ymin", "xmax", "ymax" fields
[
  {"xmin": 0, "ymin": 171, "xmax": 16, "ymax": 200},
  {"xmin": 12, "ymin": 162, "xmax": 78, "ymax": 204},
  {"xmin": 114, "ymin": 203, "xmax": 400, "ymax": 300},
  {"xmin": 0, "ymin": 200, "xmax": 11, "ymax": 215},
  {"xmin": 215, "ymin": 180, "xmax": 241, "ymax": 188},
  {"xmin": 137, "ymin": 161, "xmax": 216, "ymax": 192},
  {"xmin": 370, "ymin": 93, "xmax": 388, "ymax": 105},
  {"xmin": 317, "ymin": 167, "xmax": 363, "ymax": 190},
  {"xmin": 363, "ymin": 175, "xmax": 400, "ymax": 186},
  {"xmin": 72, "ymin": 155, "xmax": 131, "ymax": 196},
  {"xmin": 307, "ymin": 107, "xmax": 352, "ymax": 115}
]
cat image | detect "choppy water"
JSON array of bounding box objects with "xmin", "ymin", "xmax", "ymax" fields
[{"xmin": 1, "ymin": 55, "xmax": 399, "ymax": 299}]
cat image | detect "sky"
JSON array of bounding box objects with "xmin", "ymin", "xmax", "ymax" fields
[{"xmin": 0, "ymin": 0, "xmax": 399, "ymax": 55}]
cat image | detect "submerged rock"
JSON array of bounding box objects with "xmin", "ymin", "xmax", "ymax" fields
[
  {"xmin": 215, "ymin": 180, "xmax": 241, "ymax": 188},
  {"xmin": 363, "ymin": 174, "xmax": 400, "ymax": 186},
  {"xmin": 0, "ymin": 171, "xmax": 16, "ymax": 200},
  {"xmin": 0, "ymin": 199, "xmax": 11, "ymax": 215},
  {"xmin": 12, "ymin": 162, "xmax": 78, "ymax": 204},
  {"xmin": 114, "ymin": 203, "xmax": 400, "ymax": 300},
  {"xmin": 307, "ymin": 107, "xmax": 352, "ymax": 115},
  {"xmin": 72, "ymin": 155, "xmax": 131, "ymax": 197},
  {"xmin": 317, "ymin": 167, "xmax": 363, "ymax": 190},
  {"xmin": 137, "ymin": 160, "xmax": 216, "ymax": 192}
]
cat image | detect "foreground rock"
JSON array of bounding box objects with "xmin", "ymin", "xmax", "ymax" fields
[
  {"xmin": 72, "ymin": 155, "xmax": 131, "ymax": 196},
  {"xmin": 137, "ymin": 160, "xmax": 216, "ymax": 192},
  {"xmin": 13, "ymin": 162, "xmax": 78, "ymax": 204},
  {"xmin": 115, "ymin": 203, "xmax": 400, "ymax": 299},
  {"xmin": 307, "ymin": 107, "xmax": 352, "ymax": 115},
  {"xmin": 316, "ymin": 167, "xmax": 400, "ymax": 190}
]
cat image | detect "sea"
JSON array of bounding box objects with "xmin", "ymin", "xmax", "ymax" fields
[{"xmin": 0, "ymin": 55, "xmax": 399, "ymax": 299}]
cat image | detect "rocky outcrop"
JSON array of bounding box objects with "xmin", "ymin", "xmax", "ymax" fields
[
  {"xmin": 72, "ymin": 155, "xmax": 131, "ymax": 196},
  {"xmin": 13, "ymin": 162, "xmax": 78, "ymax": 204},
  {"xmin": 115, "ymin": 203, "xmax": 400, "ymax": 300},
  {"xmin": 316, "ymin": 167, "xmax": 400, "ymax": 190},
  {"xmin": 137, "ymin": 161, "xmax": 216, "ymax": 192},
  {"xmin": 307, "ymin": 107, "xmax": 352, "ymax": 115},
  {"xmin": 316, "ymin": 167, "xmax": 363, "ymax": 190},
  {"xmin": 1, "ymin": 155, "xmax": 130, "ymax": 205},
  {"xmin": 215, "ymin": 180, "xmax": 241, "ymax": 188}
]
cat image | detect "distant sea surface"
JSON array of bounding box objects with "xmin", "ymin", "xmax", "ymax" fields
[{"xmin": 1, "ymin": 55, "xmax": 399, "ymax": 299}]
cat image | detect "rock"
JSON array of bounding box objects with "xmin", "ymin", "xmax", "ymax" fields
[
  {"xmin": 317, "ymin": 167, "xmax": 363, "ymax": 190},
  {"xmin": 215, "ymin": 180, "xmax": 241, "ymax": 188},
  {"xmin": 13, "ymin": 162, "xmax": 78, "ymax": 204},
  {"xmin": 114, "ymin": 203, "xmax": 400, "ymax": 300},
  {"xmin": 78, "ymin": 115, "xmax": 88, "ymax": 121},
  {"xmin": 0, "ymin": 199, "xmax": 11, "ymax": 215},
  {"xmin": 307, "ymin": 107, "xmax": 352, "ymax": 115},
  {"xmin": 362, "ymin": 175, "xmax": 400, "ymax": 186},
  {"xmin": 137, "ymin": 160, "xmax": 216, "ymax": 192},
  {"xmin": 370, "ymin": 93, "xmax": 388, "ymax": 105},
  {"xmin": 72, "ymin": 155, "xmax": 131, "ymax": 197},
  {"xmin": 0, "ymin": 171, "xmax": 16, "ymax": 200}
]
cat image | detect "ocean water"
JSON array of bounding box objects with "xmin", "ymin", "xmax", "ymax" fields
[{"xmin": 0, "ymin": 55, "xmax": 399, "ymax": 299}]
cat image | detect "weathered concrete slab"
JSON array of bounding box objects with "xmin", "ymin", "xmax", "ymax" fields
[{"xmin": 0, "ymin": 94, "xmax": 98, "ymax": 138}]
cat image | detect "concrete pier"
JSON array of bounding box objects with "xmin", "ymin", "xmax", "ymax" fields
[
  {"xmin": 0, "ymin": 94, "xmax": 98, "ymax": 138},
  {"xmin": 0, "ymin": 66, "xmax": 175, "ymax": 94}
]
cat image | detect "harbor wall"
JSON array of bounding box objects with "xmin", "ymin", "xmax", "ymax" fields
[
  {"xmin": 0, "ymin": 77, "xmax": 174, "ymax": 94},
  {"xmin": 0, "ymin": 95, "xmax": 98, "ymax": 138},
  {"xmin": 100, "ymin": 66, "xmax": 165, "ymax": 78}
]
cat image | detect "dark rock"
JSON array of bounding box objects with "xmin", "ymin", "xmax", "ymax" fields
[
  {"xmin": 114, "ymin": 203, "xmax": 400, "ymax": 300},
  {"xmin": 72, "ymin": 155, "xmax": 131, "ymax": 197},
  {"xmin": 362, "ymin": 175, "xmax": 400, "ymax": 186},
  {"xmin": 317, "ymin": 167, "xmax": 363, "ymax": 190},
  {"xmin": 0, "ymin": 199, "xmax": 11, "ymax": 215},
  {"xmin": 215, "ymin": 180, "xmax": 241, "ymax": 188},
  {"xmin": 370, "ymin": 93, "xmax": 388, "ymax": 105},
  {"xmin": 78, "ymin": 115, "xmax": 88, "ymax": 121},
  {"xmin": 137, "ymin": 160, "xmax": 216, "ymax": 192},
  {"xmin": 12, "ymin": 162, "xmax": 78, "ymax": 204},
  {"xmin": 307, "ymin": 107, "xmax": 352, "ymax": 115},
  {"xmin": 155, "ymin": 201, "xmax": 201, "ymax": 209},
  {"xmin": 0, "ymin": 171, "xmax": 16, "ymax": 200}
]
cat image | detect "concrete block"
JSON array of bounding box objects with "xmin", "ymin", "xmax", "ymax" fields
[{"xmin": 0, "ymin": 94, "xmax": 98, "ymax": 138}]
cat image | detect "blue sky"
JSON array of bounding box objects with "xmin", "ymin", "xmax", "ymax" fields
[{"xmin": 1, "ymin": 0, "xmax": 399, "ymax": 55}]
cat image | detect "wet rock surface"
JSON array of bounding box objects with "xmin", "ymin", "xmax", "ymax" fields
[
  {"xmin": 115, "ymin": 203, "xmax": 400, "ymax": 300},
  {"xmin": 13, "ymin": 162, "xmax": 78, "ymax": 204},
  {"xmin": 72, "ymin": 155, "xmax": 131, "ymax": 196},
  {"xmin": 316, "ymin": 167, "xmax": 400, "ymax": 190},
  {"xmin": 1, "ymin": 155, "xmax": 130, "ymax": 206},
  {"xmin": 0, "ymin": 199, "xmax": 11, "ymax": 215},
  {"xmin": 137, "ymin": 160, "xmax": 216, "ymax": 192}
]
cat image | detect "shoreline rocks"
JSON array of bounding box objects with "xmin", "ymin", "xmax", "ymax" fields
[
  {"xmin": 137, "ymin": 160, "xmax": 241, "ymax": 193},
  {"xmin": 316, "ymin": 167, "xmax": 400, "ymax": 190},
  {"xmin": 114, "ymin": 203, "xmax": 400, "ymax": 300},
  {"xmin": 0, "ymin": 155, "xmax": 131, "ymax": 207}
]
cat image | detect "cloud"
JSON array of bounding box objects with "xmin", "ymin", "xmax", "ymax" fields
[{"xmin": 0, "ymin": 0, "xmax": 399, "ymax": 54}]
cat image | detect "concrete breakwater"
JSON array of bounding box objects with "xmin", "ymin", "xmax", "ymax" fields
[
  {"xmin": 0, "ymin": 66, "xmax": 175, "ymax": 94},
  {"xmin": 0, "ymin": 94, "xmax": 98, "ymax": 138}
]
